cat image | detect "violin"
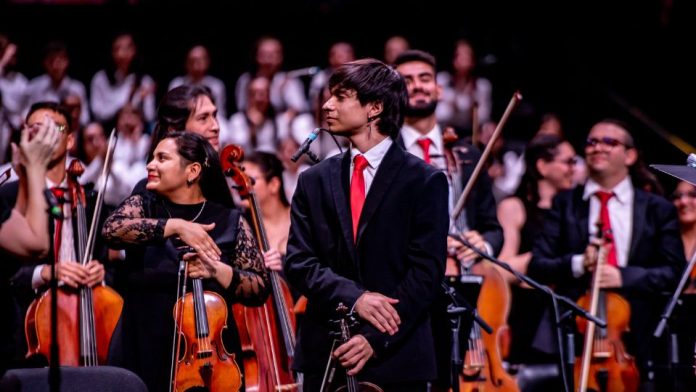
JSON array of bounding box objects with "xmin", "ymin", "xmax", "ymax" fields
[
  {"xmin": 171, "ymin": 247, "xmax": 242, "ymax": 392},
  {"xmin": 321, "ymin": 303, "xmax": 382, "ymax": 392},
  {"xmin": 25, "ymin": 152, "xmax": 123, "ymax": 366},
  {"xmin": 574, "ymin": 221, "xmax": 639, "ymax": 392},
  {"xmin": 220, "ymin": 145, "xmax": 299, "ymax": 392}
]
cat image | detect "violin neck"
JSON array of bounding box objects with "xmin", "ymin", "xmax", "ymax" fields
[{"xmin": 192, "ymin": 279, "xmax": 210, "ymax": 338}]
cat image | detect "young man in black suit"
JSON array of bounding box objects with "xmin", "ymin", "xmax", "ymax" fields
[
  {"xmin": 284, "ymin": 58, "xmax": 449, "ymax": 391},
  {"xmin": 529, "ymin": 119, "xmax": 685, "ymax": 388}
]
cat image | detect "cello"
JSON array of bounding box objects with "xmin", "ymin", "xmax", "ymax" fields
[
  {"xmin": 25, "ymin": 150, "xmax": 123, "ymax": 365},
  {"xmin": 444, "ymin": 93, "xmax": 521, "ymax": 392},
  {"xmin": 171, "ymin": 246, "xmax": 243, "ymax": 392},
  {"xmin": 574, "ymin": 221, "xmax": 639, "ymax": 392},
  {"xmin": 220, "ymin": 144, "xmax": 299, "ymax": 392}
]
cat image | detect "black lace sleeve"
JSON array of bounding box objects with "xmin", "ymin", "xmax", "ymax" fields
[
  {"xmin": 226, "ymin": 216, "xmax": 270, "ymax": 306},
  {"xmin": 102, "ymin": 194, "xmax": 166, "ymax": 249}
]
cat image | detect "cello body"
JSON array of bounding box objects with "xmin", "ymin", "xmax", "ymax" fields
[
  {"xmin": 222, "ymin": 145, "xmax": 298, "ymax": 392},
  {"xmin": 451, "ymin": 259, "xmax": 518, "ymax": 392},
  {"xmin": 25, "ymin": 158, "xmax": 123, "ymax": 366},
  {"xmin": 231, "ymin": 298, "xmax": 296, "ymax": 392},
  {"xmin": 25, "ymin": 285, "xmax": 123, "ymax": 365}
]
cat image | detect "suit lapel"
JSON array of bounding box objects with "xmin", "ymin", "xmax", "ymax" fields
[
  {"xmin": 629, "ymin": 190, "xmax": 647, "ymax": 260},
  {"xmin": 330, "ymin": 152, "xmax": 357, "ymax": 259},
  {"xmin": 356, "ymin": 143, "xmax": 405, "ymax": 243}
]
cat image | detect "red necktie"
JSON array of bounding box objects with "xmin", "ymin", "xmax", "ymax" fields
[
  {"xmin": 416, "ymin": 138, "xmax": 432, "ymax": 164},
  {"xmin": 51, "ymin": 187, "xmax": 65, "ymax": 264},
  {"xmin": 595, "ymin": 191, "xmax": 617, "ymax": 267},
  {"xmin": 350, "ymin": 155, "xmax": 369, "ymax": 241}
]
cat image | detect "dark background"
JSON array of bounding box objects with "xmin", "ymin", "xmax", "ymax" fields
[{"xmin": 1, "ymin": 0, "xmax": 694, "ymax": 173}]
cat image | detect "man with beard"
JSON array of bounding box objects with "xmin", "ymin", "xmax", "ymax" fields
[{"xmin": 394, "ymin": 50, "xmax": 503, "ymax": 391}]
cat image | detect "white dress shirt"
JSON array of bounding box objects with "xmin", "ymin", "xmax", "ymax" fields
[
  {"xmin": 349, "ymin": 137, "xmax": 393, "ymax": 195},
  {"xmin": 571, "ymin": 176, "xmax": 634, "ymax": 277},
  {"xmin": 32, "ymin": 177, "xmax": 77, "ymax": 289}
]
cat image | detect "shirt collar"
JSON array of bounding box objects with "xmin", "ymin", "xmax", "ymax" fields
[
  {"xmin": 350, "ymin": 137, "xmax": 393, "ymax": 169},
  {"xmin": 583, "ymin": 175, "xmax": 634, "ymax": 204},
  {"xmin": 400, "ymin": 123, "xmax": 443, "ymax": 154}
]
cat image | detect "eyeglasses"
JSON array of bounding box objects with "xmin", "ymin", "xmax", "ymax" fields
[
  {"xmin": 553, "ymin": 157, "xmax": 578, "ymax": 166},
  {"xmin": 585, "ymin": 137, "xmax": 630, "ymax": 149},
  {"xmin": 672, "ymin": 190, "xmax": 696, "ymax": 200}
]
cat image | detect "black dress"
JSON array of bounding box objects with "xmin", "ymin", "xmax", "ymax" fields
[{"xmin": 102, "ymin": 191, "xmax": 269, "ymax": 392}]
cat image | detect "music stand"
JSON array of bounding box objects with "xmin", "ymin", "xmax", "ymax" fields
[
  {"xmin": 650, "ymin": 153, "xmax": 696, "ymax": 186},
  {"xmin": 651, "ymin": 154, "xmax": 696, "ymax": 389}
]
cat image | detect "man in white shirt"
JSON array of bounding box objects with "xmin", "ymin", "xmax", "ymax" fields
[
  {"xmin": 529, "ymin": 119, "xmax": 685, "ymax": 389},
  {"xmin": 394, "ymin": 49, "xmax": 504, "ymax": 391}
]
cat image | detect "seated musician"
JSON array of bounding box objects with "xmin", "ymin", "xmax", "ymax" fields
[
  {"xmin": 528, "ymin": 119, "xmax": 684, "ymax": 389},
  {"xmin": 0, "ymin": 102, "xmax": 107, "ymax": 370}
]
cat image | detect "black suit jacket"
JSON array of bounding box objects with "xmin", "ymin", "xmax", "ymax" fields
[
  {"xmin": 284, "ymin": 142, "xmax": 449, "ymax": 384},
  {"xmin": 528, "ymin": 185, "xmax": 685, "ymax": 363}
]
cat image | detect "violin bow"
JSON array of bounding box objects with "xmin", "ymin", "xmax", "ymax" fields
[
  {"xmin": 450, "ymin": 91, "xmax": 522, "ymax": 224},
  {"xmin": 81, "ymin": 128, "xmax": 118, "ymax": 266}
]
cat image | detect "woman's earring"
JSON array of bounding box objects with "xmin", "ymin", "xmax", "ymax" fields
[{"xmin": 186, "ymin": 178, "xmax": 193, "ymax": 186}]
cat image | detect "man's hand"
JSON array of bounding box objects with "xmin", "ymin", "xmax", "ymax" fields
[
  {"xmin": 582, "ymin": 238, "xmax": 605, "ymax": 273},
  {"xmin": 333, "ymin": 334, "xmax": 374, "ymax": 376},
  {"xmin": 354, "ymin": 292, "xmax": 400, "ymax": 335},
  {"xmin": 598, "ymin": 264, "xmax": 622, "ymax": 288},
  {"xmin": 42, "ymin": 262, "xmax": 88, "ymax": 289}
]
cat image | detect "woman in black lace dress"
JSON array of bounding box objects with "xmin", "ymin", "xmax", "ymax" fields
[{"xmin": 102, "ymin": 131, "xmax": 269, "ymax": 392}]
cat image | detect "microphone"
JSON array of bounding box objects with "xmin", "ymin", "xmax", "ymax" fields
[
  {"xmin": 44, "ymin": 189, "xmax": 63, "ymax": 220},
  {"xmin": 291, "ymin": 128, "xmax": 323, "ymax": 163}
]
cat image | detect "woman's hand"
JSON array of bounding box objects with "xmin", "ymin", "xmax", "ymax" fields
[
  {"xmin": 263, "ymin": 248, "xmax": 283, "ymax": 271},
  {"xmin": 184, "ymin": 251, "xmax": 233, "ymax": 288},
  {"xmin": 166, "ymin": 219, "xmax": 221, "ymax": 265}
]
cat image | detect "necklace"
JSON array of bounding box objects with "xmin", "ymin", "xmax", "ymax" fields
[{"xmin": 163, "ymin": 200, "xmax": 207, "ymax": 222}]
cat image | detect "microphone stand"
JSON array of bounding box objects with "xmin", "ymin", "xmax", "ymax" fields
[
  {"xmin": 442, "ymin": 280, "xmax": 492, "ymax": 392},
  {"xmin": 46, "ymin": 197, "xmax": 61, "ymax": 392},
  {"xmin": 653, "ymin": 249, "xmax": 696, "ymax": 390},
  {"xmin": 449, "ymin": 233, "xmax": 606, "ymax": 392}
]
